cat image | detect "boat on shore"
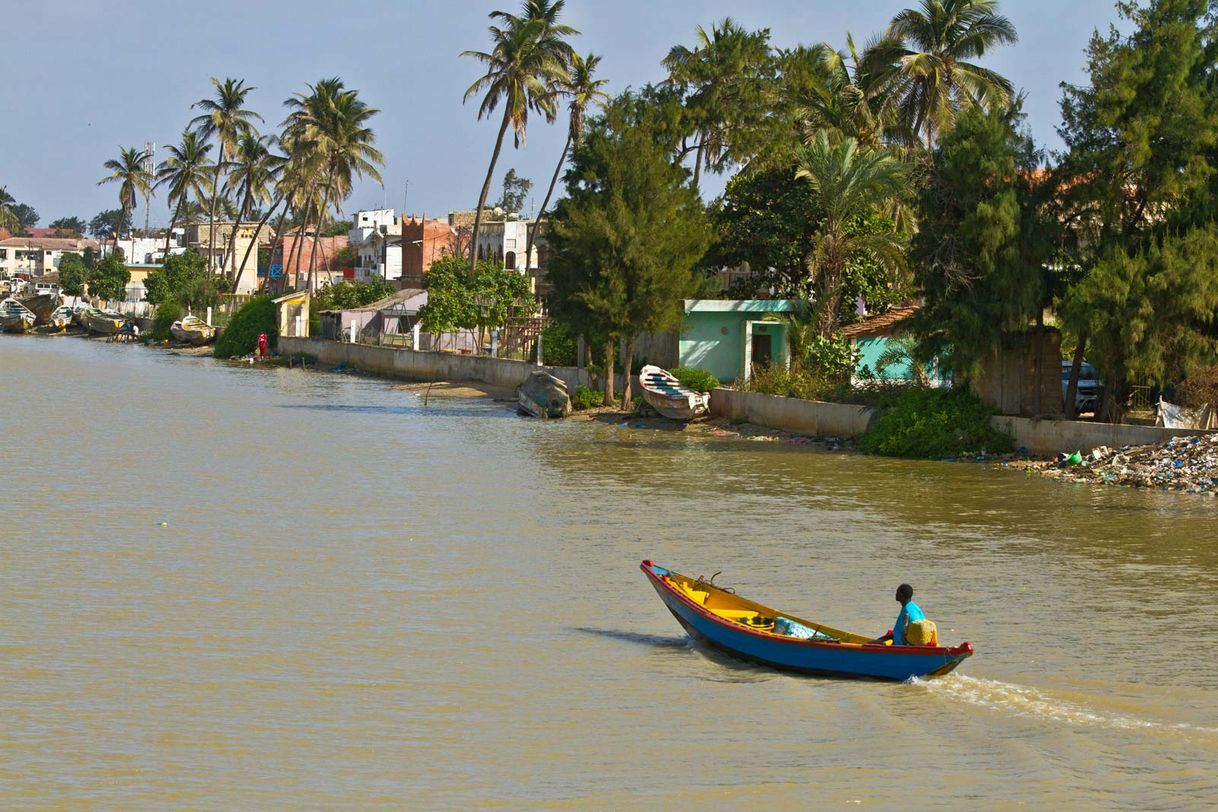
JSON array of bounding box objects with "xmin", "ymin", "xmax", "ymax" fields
[
  {"xmin": 638, "ymin": 365, "xmax": 710, "ymax": 420},
  {"xmin": 169, "ymin": 315, "xmax": 216, "ymax": 346},
  {"xmin": 517, "ymin": 371, "xmax": 571, "ymax": 418},
  {"xmin": 37, "ymin": 305, "xmax": 75, "ymax": 332},
  {"xmin": 640, "ymin": 560, "xmax": 973, "ymax": 681},
  {"xmin": 20, "ymin": 293, "xmax": 60, "ymax": 325},
  {"xmin": 80, "ymin": 307, "xmax": 125, "ymax": 335},
  {"xmin": 1, "ymin": 298, "xmax": 36, "ymax": 333}
]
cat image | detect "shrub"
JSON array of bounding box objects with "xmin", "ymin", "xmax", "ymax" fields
[
  {"xmin": 572, "ymin": 384, "xmax": 603, "ymax": 411},
  {"xmin": 214, "ymin": 295, "xmax": 277, "ymax": 359},
  {"xmin": 150, "ymin": 300, "xmax": 184, "ymax": 342},
  {"xmin": 542, "ymin": 322, "xmax": 577, "ymax": 366},
  {"xmin": 672, "ymin": 366, "xmax": 720, "ymax": 393},
  {"xmin": 1175, "ymin": 364, "xmax": 1218, "ymax": 409},
  {"xmin": 741, "ymin": 364, "xmax": 841, "ymax": 401},
  {"xmin": 859, "ymin": 388, "xmax": 1013, "ymax": 459}
]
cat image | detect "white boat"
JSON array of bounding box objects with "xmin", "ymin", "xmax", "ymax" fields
[
  {"xmin": 169, "ymin": 314, "xmax": 216, "ymax": 346},
  {"xmin": 0, "ymin": 297, "xmax": 36, "ymax": 333},
  {"xmin": 638, "ymin": 365, "xmax": 710, "ymax": 421},
  {"xmin": 39, "ymin": 304, "xmax": 75, "ymax": 332}
]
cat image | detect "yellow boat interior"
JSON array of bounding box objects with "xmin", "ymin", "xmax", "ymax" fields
[{"xmin": 661, "ymin": 569, "xmax": 873, "ymax": 645}]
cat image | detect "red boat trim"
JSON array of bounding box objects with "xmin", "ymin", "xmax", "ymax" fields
[{"xmin": 640, "ymin": 561, "xmax": 972, "ymax": 659}]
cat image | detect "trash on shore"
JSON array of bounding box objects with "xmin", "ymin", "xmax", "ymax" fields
[{"xmin": 1008, "ymin": 433, "xmax": 1218, "ymax": 494}]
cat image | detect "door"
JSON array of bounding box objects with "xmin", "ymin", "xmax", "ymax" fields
[{"xmin": 751, "ymin": 333, "xmax": 773, "ymax": 369}]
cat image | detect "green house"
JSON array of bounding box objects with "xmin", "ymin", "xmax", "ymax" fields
[{"xmin": 639, "ymin": 299, "xmax": 796, "ymax": 384}]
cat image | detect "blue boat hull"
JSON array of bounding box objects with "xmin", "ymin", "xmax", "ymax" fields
[{"xmin": 643, "ymin": 562, "xmax": 972, "ymax": 682}]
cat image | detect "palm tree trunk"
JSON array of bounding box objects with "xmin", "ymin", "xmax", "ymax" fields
[
  {"xmin": 1064, "ymin": 331, "xmax": 1088, "ymax": 419},
  {"xmin": 287, "ymin": 202, "xmax": 311, "ymax": 291},
  {"xmin": 602, "ymin": 335, "xmax": 616, "ymax": 406},
  {"xmin": 619, "ymin": 333, "xmax": 636, "ymax": 411},
  {"xmin": 527, "ymin": 131, "xmax": 571, "ymax": 276},
  {"xmin": 232, "ymin": 194, "xmax": 284, "ymax": 296},
  {"xmin": 224, "ymin": 187, "xmax": 251, "ymax": 291},
  {"xmin": 692, "ymin": 141, "xmax": 704, "ymax": 189},
  {"xmin": 470, "ymin": 106, "xmax": 513, "ymax": 270},
  {"xmin": 207, "ymin": 149, "xmax": 225, "ymax": 277},
  {"xmin": 306, "ymin": 182, "xmax": 333, "ymax": 294},
  {"xmin": 164, "ymin": 195, "xmax": 187, "ymax": 257}
]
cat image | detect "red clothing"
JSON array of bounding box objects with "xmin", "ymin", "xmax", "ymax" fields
[{"xmin": 257, "ymin": 333, "xmax": 268, "ymax": 358}]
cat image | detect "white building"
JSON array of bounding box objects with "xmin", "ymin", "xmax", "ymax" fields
[
  {"xmin": 100, "ymin": 231, "xmax": 186, "ymax": 266},
  {"xmin": 0, "ymin": 237, "xmax": 100, "ymax": 278},
  {"xmin": 449, "ymin": 210, "xmax": 540, "ymax": 273},
  {"xmin": 350, "ymin": 210, "xmax": 403, "ymax": 283}
]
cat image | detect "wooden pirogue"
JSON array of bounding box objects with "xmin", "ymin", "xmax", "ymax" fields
[{"xmin": 641, "ymin": 560, "xmax": 973, "ymax": 681}]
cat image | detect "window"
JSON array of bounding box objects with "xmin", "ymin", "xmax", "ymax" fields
[
  {"xmin": 506, "ymin": 238, "xmax": 516, "ymax": 249},
  {"xmin": 0, "ymin": 249, "xmax": 6, "ymax": 259}
]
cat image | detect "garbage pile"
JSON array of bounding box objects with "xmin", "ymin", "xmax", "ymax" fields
[{"xmin": 1010, "ymin": 433, "xmax": 1218, "ymax": 494}]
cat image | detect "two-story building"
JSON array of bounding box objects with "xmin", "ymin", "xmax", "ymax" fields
[
  {"xmin": 186, "ymin": 221, "xmax": 271, "ymax": 294},
  {"xmin": 349, "ymin": 210, "xmax": 403, "ymax": 284},
  {"xmin": 0, "ymin": 236, "xmax": 100, "ymax": 278},
  {"xmin": 400, "ymin": 216, "xmax": 454, "ymax": 287}
]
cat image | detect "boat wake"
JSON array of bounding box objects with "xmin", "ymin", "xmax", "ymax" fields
[{"xmin": 916, "ymin": 674, "xmax": 1218, "ymax": 737}]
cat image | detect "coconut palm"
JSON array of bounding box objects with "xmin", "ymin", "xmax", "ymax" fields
[
  {"xmin": 527, "ymin": 51, "xmax": 608, "ymax": 270},
  {"xmin": 663, "ymin": 18, "xmax": 773, "ymax": 188},
  {"xmin": 224, "ymin": 134, "xmax": 283, "ymax": 293},
  {"xmin": 97, "ymin": 146, "xmax": 154, "ymax": 252},
  {"xmin": 462, "ymin": 7, "xmax": 572, "ymax": 270},
  {"xmin": 0, "ymin": 187, "xmax": 19, "ymax": 233},
  {"xmin": 795, "ymin": 132, "xmax": 908, "ymax": 336},
  {"xmin": 282, "ymin": 79, "xmax": 383, "ymax": 291},
  {"xmin": 190, "ymin": 77, "xmax": 263, "ymax": 275},
  {"xmin": 885, "ymin": 0, "xmax": 1018, "ymax": 147},
  {"xmin": 155, "ymin": 130, "xmax": 214, "ymax": 255}
]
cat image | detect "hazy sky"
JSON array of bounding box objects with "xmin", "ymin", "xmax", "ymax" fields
[{"xmin": 3, "ymin": 0, "xmax": 1122, "ymax": 229}]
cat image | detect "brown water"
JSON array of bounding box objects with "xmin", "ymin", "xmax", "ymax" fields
[{"xmin": 3, "ymin": 336, "xmax": 1217, "ymax": 809}]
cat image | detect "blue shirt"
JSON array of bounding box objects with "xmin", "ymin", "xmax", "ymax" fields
[{"xmin": 893, "ymin": 601, "xmax": 925, "ymax": 645}]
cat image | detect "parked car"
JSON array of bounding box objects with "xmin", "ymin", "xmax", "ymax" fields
[{"xmin": 1061, "ymin": 360, "xmax": 1101, "ymax": 413}]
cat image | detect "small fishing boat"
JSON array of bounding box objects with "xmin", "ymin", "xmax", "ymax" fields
[
  {"xmin": 638, "ymin": 365, "xmax": 710, "ymax": 420},
  {"xmin": 20, "ymin": 293, "xmax": 60, "ymax": 325},
  {"xmin": 80, "ymin": 307, "xmax": 125, "ymax": 335},
  {"xmin": 517, "ymin": 371, "xmax": 571, "ymax": 418},
  {"xmin": 1, "ymin": 298, "xmax": 36, "ymax": 333},
  {"xmin": 169, "ymin": 314, "xmax": 216, "ymax": 346},
  {"xmin": 641, "ymin": 561, "xmax": 973, "ymax": 681},
  {"xmin": 37, "ymin": 304, "xmax": 75, "ymax": 332}
]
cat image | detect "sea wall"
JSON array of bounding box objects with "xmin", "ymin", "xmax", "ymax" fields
[
  {"xmin": 278, "ymin": 336, "xmax": 595, "ymax": 391},
  {"xmin": 709, "ymin": 388, "xmax": 878, "ymax": 438},
  {"xmin": 990, "ymin": 415, "xmax": 1212, "ymax": 455}
]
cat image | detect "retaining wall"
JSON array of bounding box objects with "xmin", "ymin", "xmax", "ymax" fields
[
  {"xmin": 709, "ymin": 388, "xmax": 877, "ymax": 438},
  {"xmin": 279, "ymin": 336, "xmax": 595, "ymax": 392},
  {"xmin": 990, "ymin": 415, "xmax": 1211, "ymax": 455}
]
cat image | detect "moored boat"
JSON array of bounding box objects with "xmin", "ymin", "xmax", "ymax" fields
[
  {"xmin": 39, "ymin": 304, "xmax": 75, "ymax": 332},
  {"xmin": 0, "ymin": 298, "xmax": 36, "ymax": 333},
  {"xmin": 169, "ymin": 314, "xmax": 216, "ymax": 346},
  {"xmin": 638, "ymin": 365, "xmax": 710, "ymax": 420},
  {"xmin": 20, "ymin": 293, "xmax": 60, "ymax": 325},
  {"xmin": 80, "ymin": 307, "xmax": 125, "ymax": 335},
  {"xmin": 517, "ymin": 370, "xmax": 571, "ymax": 418},
  {"xmin": 640, "ymin": 560, "xmax": 973, "ymax": 681}
]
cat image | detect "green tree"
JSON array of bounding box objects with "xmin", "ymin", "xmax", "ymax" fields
[
  {"xmin": 547, "ymin": 93, "xmax": 712, "ymax": 407},
  {"xmin": 59, "ymin": 253, "xmax": 88, "ymax": 296},
  {"xmin": 214, "ymin": 295, "xmax": 277, "ymax": 358},
  {"xmin": 910, "ymin": 105, "xmax": 1052, "ymax": 382},
  {"xmin": 314, "ymin": 279, "xmax": 394, "ymax": 311},
  {"xmin": 97, "ymin": 146, "xmax": 153, "ymax": 251},
  {"xmin": 495, "ymin": 167, "xmax": 532, "ymax": 213},
  {"xmin": 0, "ymin": 187, "xmax": 18, "ymax": 232},
  {"xmin": 89, "ymin": 209, "xmax": 131, "ymax": 241},
  {"xmin": 417, "ymin": 254, "xmax": 532, "ymax": 350},
  {"xmin": 155, "ymin": 130, "xmax": 214, "ymax": 255},
  {"xmin": 9, "ymin": 203, "xmax": 39, "ymax": 232},
  {"xmin": 663, "ymin": 18, "xmax": 774, "ymax": 188},
  {"xmin": 885, "ymin": 0, "xmax": 1019, "ymax": 147},
  {"xmin": 48, "ymin": 216, "xmax": 86, "ymax": 235},
  {"xmin": 462, "ymin": 3, "xmax": 573, "ymax": 271},
  {"xmin": 143, "ymin": 250, "xmax": 223, "ymax": 310},
  {"xmin": 89, "ymin": 255, "xmax": 131, "ymax": 301},
  {"xmin": 794, "ymin": 133, "xmax": 908, "ymax": 337},
  {"xmin": 190, "ymin": 77, "xmax": 263, "ymax": 275},
  {"xmin": 225, "ymin": 133, "xmax": 282, "ymax": 293}
]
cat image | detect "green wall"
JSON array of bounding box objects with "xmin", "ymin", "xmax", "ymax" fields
[{"xmin": 678, "ymin": 312, "xmax": 787, "ymax": 382}]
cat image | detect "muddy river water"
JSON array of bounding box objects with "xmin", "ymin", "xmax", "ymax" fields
[{"xmin": 2, "ymin": 337, "xmax": 1217, "ymax": 808}]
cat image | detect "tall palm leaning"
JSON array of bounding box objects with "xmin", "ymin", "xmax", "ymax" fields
[
  {"xmin": 526, "ymin": 51, "xmax": 608, "ymax": 272},
  {"xmin": 155, "ymin": 130, "xmax": 215, "ymax": 256},
  {"xmin": 190, "ymin": 77, "xmax": 262, "ymax": 277},
  {"xmin": 224, "ymin": 134, "xmax": 283, "ymax": 293},
  {"xmin": 0, "ymin": 186, "xmax": 19, "ymax": 233},
  {"xmin": 462, "ymin": 8, "xmax": 572, "ymax": 272},
  {"xmin": 794, "ymin": 132, "xmax": 908, "ymax": 337},
  {"xmin": 885, "ymin": 0, "xmax": 1018, "ymax": 147},
  {"xmin": 97, "ymin": 146, "xmax": 153, "ymax": 254}
]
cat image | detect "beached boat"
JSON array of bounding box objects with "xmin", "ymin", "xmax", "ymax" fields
[
  {"xmin": 169, "ymin": 315, "xmax": 216, "ymax": 346},
  {"xmin": 80, "ymin": 307, "xmax": 125, "ymax": 335},
  {"xmin": 638, "ymin": 365, "xmax": 710, "ymax": 420},
  {"xmin": 0, "ymin": 298, "xmax": 36, "ymax": 333},
  {"xmin": 36, "ymin": 304, "xmax": 75, "ymax": 332},
  {"xmin": 640, "ymin": 561, "xmax": 973, "ymax": 681},
  {"xmin": 20, "ymin": 293, "xmax": 60, "ymax": 325},
  {"xmin": 517, "ymin": 371, "xmax": 571, "ymax": 418}
]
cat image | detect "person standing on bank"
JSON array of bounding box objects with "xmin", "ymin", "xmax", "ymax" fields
[{"xmin": 871, "ymin": 584, "xmax": 924, "ymax": 645}]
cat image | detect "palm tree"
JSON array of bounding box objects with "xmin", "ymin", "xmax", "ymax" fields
[
  {"xmin": 224, "ymin": 134, "xmax": 283, "ymax": 293},
  {"xmin": 282, "ymin": 79, "xmax": 383, "ymax": 291},
  {"xmin": 97, "ymin": 146, "xmax": 153, "ymax": 253},
  {"xmin": 885, "ymin": 0, "xmax": 1018, "ymax": 147},
  {"xmin": 462, "ymin": 7, "xmax": 572, "ymax": 271},
  {"xmin": 155, "ymin": 130, "xmax": 215, "ymax": 255},
  {"xmin": 794, "ymin": 132, "xmax": 908, "ymax": 336},
  {"xmin": 190, "ymin": 77, "xmax": 263, "ymax": 276},
  {"xmin": 0, "ymin": 187, "xmax": 19, "ymax": 233},
  {"xmin": 663, "ymin": 18, "xmax": 773, "ymax": 188},
  {"xmin": 526, "ymin": 51, "xmax": 608, "ymax": 271}
]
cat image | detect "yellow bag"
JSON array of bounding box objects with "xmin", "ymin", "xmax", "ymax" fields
[{"xmin": 905, "ymin": 619, "xmax": 939, "ymax": 646}]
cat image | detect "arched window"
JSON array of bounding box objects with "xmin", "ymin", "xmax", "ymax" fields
[{"xmin": 504, "ymin": 251, "xmax": 516, "ymax": 270}]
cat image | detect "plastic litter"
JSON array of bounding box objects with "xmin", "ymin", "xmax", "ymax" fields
[{"xmin": 1014, "ymin": 432, "xmax": 1218, "ymax": 494}]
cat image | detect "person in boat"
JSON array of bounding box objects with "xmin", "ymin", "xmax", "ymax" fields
[{"xmin": 871, "ymin": 583, "xmax": 924, "ymax": 645}]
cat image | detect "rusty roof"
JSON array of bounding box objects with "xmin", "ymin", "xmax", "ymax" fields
[{"xmin": 839, "ymin": 303, "xmax": 921, "ymax": 339}]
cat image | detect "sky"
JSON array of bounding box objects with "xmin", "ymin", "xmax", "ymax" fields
[{"xmin": 2, "ymin": 0, "xmax": 1123, "ymax": 230}]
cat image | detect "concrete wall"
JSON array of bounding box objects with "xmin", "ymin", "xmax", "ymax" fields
[
  {"xmin": 709, "ymin": 388, "xmax": 877, "ymax": 439},
  {"xmin": 991, "ymin": 416, "xmax": 1212, "ymax": 455},
  {"xmin": 279, "ymin": 336, "xmax": 596, "ymax": 392}
]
